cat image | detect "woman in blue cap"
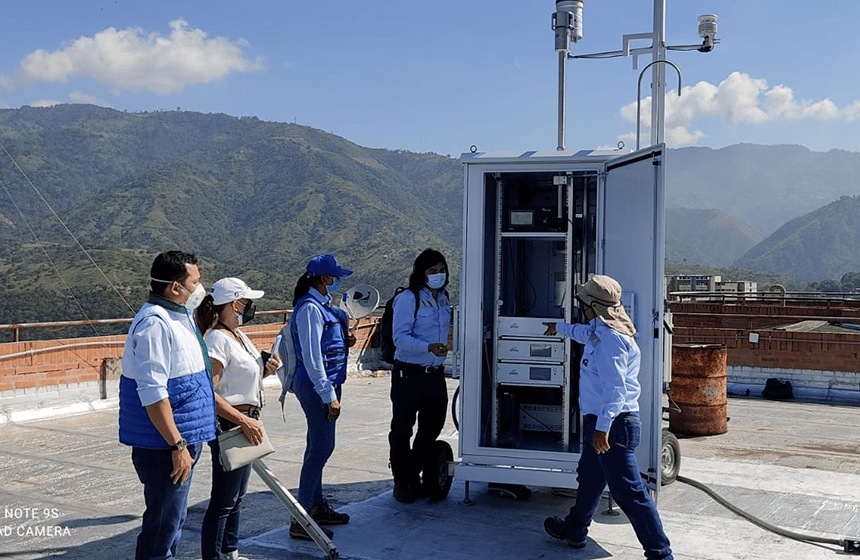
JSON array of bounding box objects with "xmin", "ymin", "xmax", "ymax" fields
[{"xmin": 287, "ymin": 254, "xmax": 354, "ymax": 540}]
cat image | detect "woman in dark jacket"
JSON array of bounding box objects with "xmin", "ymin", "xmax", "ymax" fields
[{"xmin": 389, "ymin": 249, "xmax": 451, "ymax": 503}]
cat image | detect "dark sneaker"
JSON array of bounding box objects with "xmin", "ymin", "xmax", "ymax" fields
[
  {"xmin": 310, "ymin": 501, "xmax": 350, "ymax": 525},
  {"xmin": 289, "ymin": 518, "xmax": 333, "ymax": 540},
  {"xmin": 393, "ymin": 482, "xmax": 416, "ymax": 504},
  {"xmin": 544, "ymin": 516, "xmax": 586, "ymax": 548}
]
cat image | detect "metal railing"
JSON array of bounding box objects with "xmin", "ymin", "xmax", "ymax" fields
[
  {"xmin": 0, "ymin": 310, "xmax": 293, "ymax": 343},
  {"xmin": 668, "ymin": 291, "xmax": 860, "ymax": 305},
  {"xmin": 0, "ymin": 309, "xmax": 383, "ymax": 344}
]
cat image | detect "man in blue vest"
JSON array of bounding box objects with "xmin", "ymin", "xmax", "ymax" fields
[{"xmin": 119, "ymin": 251, "xmax": 216, "ymax": 560}]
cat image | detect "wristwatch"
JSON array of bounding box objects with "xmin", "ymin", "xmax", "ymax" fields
[{"xmin": 171, "ymin": 437, "xmax": 188, "ymax": 451}]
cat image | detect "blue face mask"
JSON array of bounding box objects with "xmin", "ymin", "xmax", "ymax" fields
[
  {"xmin": 426, "ymin": 272, "xmax": 446, "ymax": 290},
  {"xmin": 329, "ymin": 277, "xmax": 342, "ymax": 294}
]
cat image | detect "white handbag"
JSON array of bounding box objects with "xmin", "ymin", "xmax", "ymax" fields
[{"xmin": 217, "ymin": 425, "xmax": 275, "ymax": 471}]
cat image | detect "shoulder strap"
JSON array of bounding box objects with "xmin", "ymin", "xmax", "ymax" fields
[
  {"xmin": 393, "ymin": 287, "xmax": 419, "ymax": 318},
  {"xmin": 296, "ymin": 296, "xmax": 335, "ymax": 321}
]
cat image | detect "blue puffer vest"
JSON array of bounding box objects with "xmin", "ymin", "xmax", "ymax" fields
[
  {"xmin": 291, "ymin": 294, "xmax": 348, "ymax": 386},
  {"xmin": 119, "ymin": 304, "xmax": 216, "ymax": 449}
]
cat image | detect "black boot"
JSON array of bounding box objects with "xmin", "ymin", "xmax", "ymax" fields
[{"xmin": 393, "ymin": 482, "xmax": 416, "ymax": 503}]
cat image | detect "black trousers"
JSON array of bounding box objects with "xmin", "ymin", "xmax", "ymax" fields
[{"xmin": 388, "ymin": 363, "xmax": 448, "ymax": 486}]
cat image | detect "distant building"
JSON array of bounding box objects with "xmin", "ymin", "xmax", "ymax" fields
[
  {"xmin": 715, "ymin": 280, "xmax": 757, "ymax": 293},
  {"xmin": 667, "ymin": 275, "xmax": 757, "ymax": 301},
  {"xmin": 668, "ymin": 275, "xmax": 720, "ymax": 293}
]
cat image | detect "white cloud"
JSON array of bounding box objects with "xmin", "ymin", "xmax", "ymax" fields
[
  {"xmin": 28, "ymin": 99, "xmax": 64, "ymax": 108},
  {"xmin": 68, "ymin": 91, "xmax": 113, "ymax": 108},
  {"xmin": 13, "ymin": 19, "xmax": 262, "ymax": 94},
  {"xmin": 845, "ymin": 99, "xmax": 860, "ymax": 121},
  {"xmin": 621, "ymin": 71, "xmax": 860, "ymax": 147}
]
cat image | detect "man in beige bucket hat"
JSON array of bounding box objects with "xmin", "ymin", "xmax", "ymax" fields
[{"xmin": 542, "ymin": 275, "xmax": 673, "ymax": 559}]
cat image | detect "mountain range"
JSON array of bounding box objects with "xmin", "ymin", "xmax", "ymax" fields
[
  {"xmin": 1, "ymin": 104, "xmax": 859, "ymax": 332},
  {"xmin": 0, "ymin": 105, "xmax": 462, "ymax": 330}
]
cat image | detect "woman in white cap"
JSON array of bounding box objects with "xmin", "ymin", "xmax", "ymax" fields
[
  {"xmin": 542, "ymin": 274, "xmax": 673, "ymax": 560},
  {"xmin": 196, "ymin": 277, "xmax": 280, "ymax": 560}
]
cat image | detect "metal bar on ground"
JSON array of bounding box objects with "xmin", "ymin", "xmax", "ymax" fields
[{"xmin": 251, "ymin": 459, "xmax": 339, "ymax": 560}]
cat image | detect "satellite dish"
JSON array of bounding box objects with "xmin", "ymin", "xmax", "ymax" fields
[{"xmin": 341, "ymin": 284, "xmax": 380, "ymax": 319}]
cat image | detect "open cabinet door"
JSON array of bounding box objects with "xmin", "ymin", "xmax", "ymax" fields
[{"xmin": 600, "ymin": 145, "xmax": 666, "ymax": 490}]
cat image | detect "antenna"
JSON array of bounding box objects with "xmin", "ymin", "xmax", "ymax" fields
[
  {"xmin": 561, "ymin": 1, "xmax": 719, "ymax": 149},
  {"xmin": 341, "ymin": 285, "xmax": 381, "ymax": 319},
  {"xmin": 551, "ymin": 0, "xmax": 583, "ymax": 151}
]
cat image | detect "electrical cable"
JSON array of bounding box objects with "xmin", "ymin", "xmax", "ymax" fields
[
  {"xmin": 569, "ymin": 51, "xmax": 627, "ymax": 60},
  {"xmin": 452, "ymin": 384, "xmax": 460, "ymax": 431},
  {"xmin": 676, "ymin": 474, "xmax": 860, "ymax": 553},
  {"xmin": 0, "ymin": 138, "xmax": 137, "ymax": 315},
  {"xmin": 517, "ymin": 405, "xmax": 558, "ymax": 433},
  {"xmin": 666, "ymin": 45, "xmax": 704, "ymax": 52},
  {"xmin": 0, "ymin": 176, "xmax": 104, "ymax": 340}
]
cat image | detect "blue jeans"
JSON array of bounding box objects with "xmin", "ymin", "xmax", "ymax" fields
[
  {"xmin": 564, "ymin": 413, "xmax": 673, "ymax": 560},
  {"xmin": 201, "ymin": 427, "xmax": 252, "ymax": 560},
  {"xmin": 131, "ymin": 444, "xmax": 202, "ymax": 560},
  {"xmin": 294, "ymin": 377, "xmax": 342, "ymax": 510}
]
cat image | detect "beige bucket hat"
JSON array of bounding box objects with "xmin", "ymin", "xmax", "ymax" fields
[{"xmin": 575, "ymin": 275, "xmax": 636, "ymax": 336}]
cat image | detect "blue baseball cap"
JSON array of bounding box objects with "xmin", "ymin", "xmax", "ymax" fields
[{"xmin": 306, "ymin": 254, "xmax": 353, "ymax": 277}]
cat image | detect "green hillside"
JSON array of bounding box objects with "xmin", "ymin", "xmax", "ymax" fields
[
  {"xmin": 3, "ymin": 105, "xmax": 860, "ymax": 338},
  {"xmin": 668, "ymin": 144, "xmax": 860, "ymax": 236},
  {"xmin": 0, "ymin": 105, "xmax": 462, "ymax": 334},
  {"xmin": 734, "ymin": 196, "xmax": 860, "ymax": 282},
  {"xmin": 666, "ymin": 208, "xmax": 763, "ymax": 267}
]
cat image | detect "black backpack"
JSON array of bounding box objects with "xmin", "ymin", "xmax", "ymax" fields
[{"xmin": 380, "ymin": 287, "xmax": 418, "ymax": 364}]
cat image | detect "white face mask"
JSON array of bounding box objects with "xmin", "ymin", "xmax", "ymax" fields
[
  {"xmin": 150, "ymin": 276, "xmax": 206, "ymax": 310},
  {"xmin": 426, "ymin": 272, "xmax": 447, "ymax": 290},
  {"xmin": 179, "ymin": 283, "xmax": 206, "ymax": 310}
]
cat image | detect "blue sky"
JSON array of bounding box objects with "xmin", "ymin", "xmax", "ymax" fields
[{"xmin": 1, "ymin": 1, "xmax": 858, "ymax": 156}]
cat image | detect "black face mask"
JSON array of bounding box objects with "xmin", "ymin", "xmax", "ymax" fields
[{"xmin": 240, "ymin": 301, "xmax": 257, "ymax": 325}]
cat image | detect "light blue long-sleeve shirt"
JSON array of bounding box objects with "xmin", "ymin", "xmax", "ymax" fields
[
  {"xmin": 556, "ymin": 318, "xmax": 641, "ymax": 433},
  {"xmin": 392, "ymin": 287, "xmax": 451, "ymax": 367},
  {"xmin": 294, "ymin": 287, "xmax": 340, "ymax": 403},
  {"xmin": 121, "ymin": 302, "xmax": 208, "ymax": 406}
]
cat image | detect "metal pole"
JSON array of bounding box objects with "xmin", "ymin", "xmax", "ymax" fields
[
  {"xmin": 651, "ymin": 0, "xmax": 667, "ymax": 146},
  {"xmin": 557, "ymin": 51, "xmax": 567, "ymax": 151},
  {"xmin": 251, "ymin": 459, "xmax": 339, "ymax": 560}
]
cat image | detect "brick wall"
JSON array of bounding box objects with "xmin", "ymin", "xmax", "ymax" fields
[
  {"xmin": 0, "ymin": 335, "xmax": 126, "ymax": 393},
  {"xmin": 671, "ymin": 300, "xmax": 860, "ymax": 375},
  {"xmin": 673, "ymin": 326, "xmax": 860, "ymax": 373},
  {"xmin": 0, "ymin": 316, "xmax": 385, "ymax": 415}
]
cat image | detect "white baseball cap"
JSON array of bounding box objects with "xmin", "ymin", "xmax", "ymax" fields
[{"xmin": 210, "ymin": 277, "xmax": 264, "ymax": 305}]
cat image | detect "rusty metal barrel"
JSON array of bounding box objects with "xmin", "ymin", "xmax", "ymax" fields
[{"xmin": 668, "ymin": 344, "xmax": 728, "ymax": 436}]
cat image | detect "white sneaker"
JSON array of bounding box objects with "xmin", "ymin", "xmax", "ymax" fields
[{"xmin": 220, "ymin": 552, "xmax": 249, "ymax": 560}]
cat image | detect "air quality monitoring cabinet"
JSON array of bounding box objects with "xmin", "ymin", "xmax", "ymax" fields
[{"xmin": 455, "ymin": 146, "xmax": 667, "ymax": 491}]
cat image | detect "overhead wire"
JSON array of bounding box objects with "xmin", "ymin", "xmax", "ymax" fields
[
  {"xmin": 0, "ymin": 137, "xmax": 137, "ymax": 316},
  {"xmin": 0, "ymin": 175, "xmax": 103, "ymax": 339}
]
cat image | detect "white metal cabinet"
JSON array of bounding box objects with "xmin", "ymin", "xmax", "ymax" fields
[{"xmin": 455, "ymin": 146, "xmax": 666, "ymax": 490}]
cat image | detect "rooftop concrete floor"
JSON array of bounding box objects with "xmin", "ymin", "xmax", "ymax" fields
[{"xmin": 0, "ymin": 377, "xmax": 859, "ymax": 559}]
